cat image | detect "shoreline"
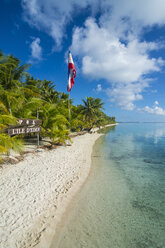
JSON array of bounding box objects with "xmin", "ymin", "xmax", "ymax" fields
[
  {"xmin": 0, "ymin": 124, "xmax": 116, "ymax": 248},
  {"xmin": 37, "ymin": 132, "xmax": 103, "ymax": 248},
  {"xmin": 50, "ymin": 131, "xmax": 104, "ymax": 247}
]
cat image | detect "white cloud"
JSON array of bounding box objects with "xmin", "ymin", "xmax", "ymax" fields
[
  {"xmin": 142, "ymin": 106, "xmax": 165, "ymax": 115},
  {"xmin": 140, "ymin": 102, "xmax": 165, "ymax": 116},
  {"xmin": 29, "ymin": 37, "xmax": 42, "ymax": 62},
  {"xmin": 22, "ymin": 0, "xmax": 165, "ymax": 47},
  {"xmin": 21, "ymin": 0, "xmax": 98, "ymax": 48},
  {"xmin": 155, "ymin": 100, "xmax": 159, "ymax": 105},
  {"xmin": 108, "ymin": 0, "xmax": 165, "ymax": 27},
  {"xmin": 71, "ymin": 18, "xmax": 163, "ymax": 109},
  {"xmin": 72, "ymin": 18, "xmax": 162, "ymax": 84},
  {"xmin": 107, "ymin": 81, "xmax": 148, "ymax": 110},
  {"xmin": 22, "ymin": 0, "xmax": 165, "ymax": 109},
  {"xmin": 96, "ymin": 84, "xmax": 102, "ymax": 92},
  {"xmin": 151, "ymin": 89, "xmax": 158, "ymax": 93}
]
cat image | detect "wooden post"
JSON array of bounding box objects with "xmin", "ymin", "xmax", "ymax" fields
[{"xmin": 68, "ymin": 92, "xmax": 71, "ymax": 130}]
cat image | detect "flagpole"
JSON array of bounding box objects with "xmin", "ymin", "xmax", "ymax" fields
[
  {"xmin": 37, "ymin": 108, "xmax": 39, "ymax": 147},
  {"xmin": 68, "ymin": 91, "xmax": 71, "ymax": 130},
  {"xmin": 68, "ymin": 48, "xmax": 71, "ymax": 130}
]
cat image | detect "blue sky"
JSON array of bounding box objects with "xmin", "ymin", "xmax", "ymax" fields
[{"xmin": 1, "ymin": 0, "xmax": 165, "ymax": 122}]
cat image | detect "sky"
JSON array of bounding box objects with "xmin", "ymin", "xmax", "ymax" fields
[{"xmin": 1, "ymin": 0, "xmax": 165, "ymax": 122}]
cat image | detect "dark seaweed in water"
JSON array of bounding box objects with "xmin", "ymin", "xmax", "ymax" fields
[
  {"xmin": 143, "ymin": 159, "xmax": 165, "ymax": 172},
  {"xmin": 131, "ymin": 200, "xmax": 164, "ymax": 219},
  {"xmin": 143, "ymin": 159, "xmax": 164, "ymax": 165},
  {"xmin": 135, "ymin": 237, "xmax": 164, "ymax": 248},
  {"xmin": 110, "ymin": 155, "xmax": 126, "ymax": 161}
]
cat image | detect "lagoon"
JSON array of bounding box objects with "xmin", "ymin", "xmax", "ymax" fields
[{"xmin": 52, "ymin": 123, "xmax": 165, "ymax": 248}]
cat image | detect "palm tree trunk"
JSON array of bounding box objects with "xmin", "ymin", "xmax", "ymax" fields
[{"xmin": 9, "ymin": 101, "xmax": 12, "ymax": 115}]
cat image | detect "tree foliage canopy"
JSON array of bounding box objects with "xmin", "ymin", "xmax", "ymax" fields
[{"xmin": 0, "ymin": 50, "xmax": 116, "ymax": 160}]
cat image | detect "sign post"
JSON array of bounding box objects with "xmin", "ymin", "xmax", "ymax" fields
[
  {"xmin": 8, "ymin": 118, "xmax": 42, "ymax": 148},
  {"xmin": 8, "ymin": 126, "xmax": 41, "ymax": 136}
]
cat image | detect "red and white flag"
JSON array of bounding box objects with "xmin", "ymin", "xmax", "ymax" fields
[{"xmin": 67, "ymin": 51, "xmax": 76, "ymax": 92}]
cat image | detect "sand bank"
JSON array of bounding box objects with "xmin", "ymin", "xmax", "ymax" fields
[{"xmin": 0, "ymin": 131, "xmax": 104, "ymax": 248}]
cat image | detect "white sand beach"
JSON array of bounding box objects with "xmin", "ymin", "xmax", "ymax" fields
[{"xmin": 0, "ymin": 131, "xmax": 104, "ymax": 248}]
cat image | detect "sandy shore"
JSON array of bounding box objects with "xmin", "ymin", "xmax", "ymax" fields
[{"xmin": 0, "ymin": 131, "xmax": 104, "ymax": 248}]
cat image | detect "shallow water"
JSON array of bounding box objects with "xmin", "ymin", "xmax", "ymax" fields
[{"xmin": 52, "ymin": 123, "xmax": 165, "ymax": 248}]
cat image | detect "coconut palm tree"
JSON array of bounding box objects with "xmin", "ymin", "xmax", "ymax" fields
[
  {"xmin": 0, "ymin": 102, "xmax": 24, "ymax": 162},
  {"xmin": 0, "ymin": 87, "xmax": 25, "ymax": 115},
  {"xmin": 20, "ymin": 97, "xmax": 45, "ymax": 118},
  {"xmin": 0, "ymin": 54, "xmax": 29, "ymax": 90},
  {"xmin": 40, "ymin": 103, "xmax": 70, "ymax": 145},
  {"xmin": 80, "ymin": 97, "xmax": 104, "ymax": 130},
  {"xmin": 39, "ymin": 80, "xmax": 59, "ymax": 103}
]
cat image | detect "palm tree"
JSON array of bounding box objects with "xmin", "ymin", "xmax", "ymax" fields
[
  {"xmin": 69, "ymin": 105, "xmax": 84, "ymax": 131},
  {"xmin": 0, "ymin": 131, "xmax": 24, "ymax": 163},
  {"xmin": 80, "ymin": 97, "xmax": 104, "ymax": 130},
  {"xmin": 40, "ymin": 80, "xmax": 59, "ymax": 103},
  {"xmin": 0, "ymin": 54, "xmax": 29, "ymax": 90},
  {"xmin": 0, "ymin": 87, "xmax": 25, "ymax": 115},
  {"xmin": 20, "ymin": 97, "xmax": 45, "ymax": 118},
  {"xmin": 24, "ymin": 76, "xmax": 41, "ymax": 95},
  {"xmin": 0, "ymin": 104, "xmax": 24, "ymax": 162},
  {"xmin": 40, "ymin": 103, "xmax": 70, "ymax": 145}
]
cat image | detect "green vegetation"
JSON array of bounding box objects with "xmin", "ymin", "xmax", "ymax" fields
[{"xmin": 0, "ymin": 50, "xmax": 116, "ymax": 160}]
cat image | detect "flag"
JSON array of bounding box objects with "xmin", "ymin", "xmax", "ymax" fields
[{"xmin": 67, "ymin": 51, "xmax": 76, "ymax": 92}]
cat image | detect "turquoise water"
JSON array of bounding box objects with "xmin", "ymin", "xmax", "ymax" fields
[{"xmin": 52, "ymin": 123, "xmax": 165, "ymax": 248}]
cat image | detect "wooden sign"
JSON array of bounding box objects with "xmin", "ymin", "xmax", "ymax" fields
[
  {"xmin": 17, "ymin": 119, "xmax": 42, "ymax": 126},
  {"xmin": 8, "ymin": 126, "xmax": 41, "ymax": 136}
]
